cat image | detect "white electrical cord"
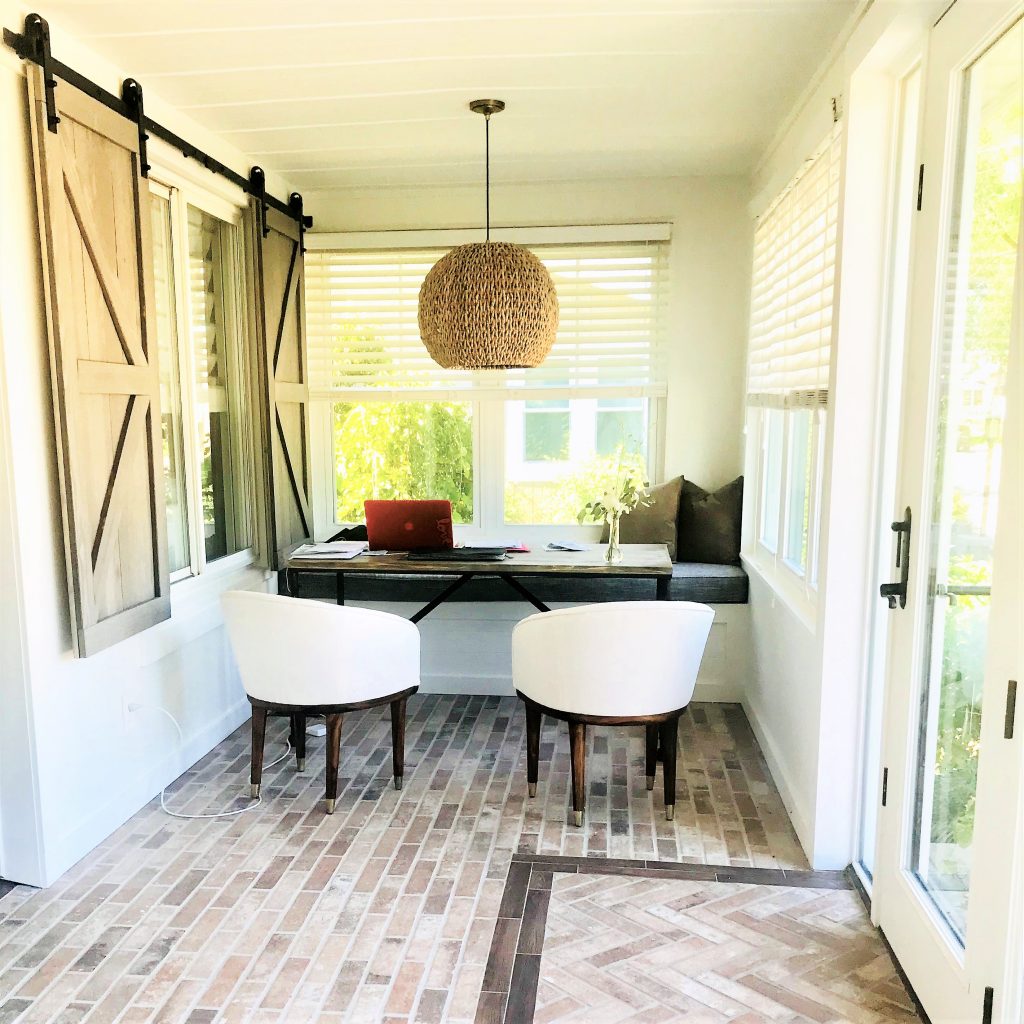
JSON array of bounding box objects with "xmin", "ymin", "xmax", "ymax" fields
[{"xmin": 129, "ymin": 703, "xmax": 292, "ymax": 820}]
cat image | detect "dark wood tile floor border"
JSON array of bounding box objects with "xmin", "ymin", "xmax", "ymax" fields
[{"xmin": 475, "ymin": 855, "xmax": 853, "ymax": 1024}]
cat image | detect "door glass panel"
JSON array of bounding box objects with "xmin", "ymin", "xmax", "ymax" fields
[{"xmin": 911, "ymin": 20, "xmax": 1021, "ymax": 941}]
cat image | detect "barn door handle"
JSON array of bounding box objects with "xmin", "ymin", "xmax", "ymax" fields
[{"xmin": 880, "ymin": 508, "xmax": 912, "ymax": 609}]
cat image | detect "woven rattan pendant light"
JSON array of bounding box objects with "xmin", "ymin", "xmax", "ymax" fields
[{"xmin": 418, "ymin": 100, "xmax": 559, "ymax": 369}]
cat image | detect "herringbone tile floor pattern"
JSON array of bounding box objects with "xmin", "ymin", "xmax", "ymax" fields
[
  {"xmin": 0, "ymin": 697, "xmax": 806, "ymax": 1023},
  {"xmin": 535, "ymin": 874, "xmax": 917, "ymax": 1023}
]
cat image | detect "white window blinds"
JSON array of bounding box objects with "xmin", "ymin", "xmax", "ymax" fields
[
  {"xmin": 305, "ymin": 238, "xmax": 669, "ymax": 400},
  {"xmin": 747, "ymin": 124, "xmax": 842, "ymax": 408}
]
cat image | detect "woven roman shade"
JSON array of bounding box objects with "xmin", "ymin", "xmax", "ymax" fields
[
  {"xmin": 747, "ymin": 123, "xmax": 842, "ymax": 409},
  {"xmin": 305, "ymin": 236, "xmax": 669, "ymax": 400}
]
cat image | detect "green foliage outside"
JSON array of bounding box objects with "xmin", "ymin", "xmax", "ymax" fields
[
  {"xmin": 933, "ymin": 555, "xmax": 989, "ymax": 847},
  {"xmin": 505, "ymin": 449, "xmax": 647, "ymax": 525},
  {"xmin": 333, "ymin": 402, "xmax": 474, "ymax": 523}
]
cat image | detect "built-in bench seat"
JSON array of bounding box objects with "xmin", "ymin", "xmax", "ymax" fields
[{"xmin": 297, "ymin": 561, "xmax": 748, "ymax": 605}]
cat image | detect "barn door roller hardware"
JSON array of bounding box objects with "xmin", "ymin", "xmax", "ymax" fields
[
  {"xmin": 16, "ymin": 13, "xmax": 59, "ymax": 131},
  {"xmin": 250, "ymin": 167, "xmax": 270, "ymax": 238},
  {"xmin": 3, "ymin": 13, "xmax": 313, "ymax": 229},
  {"xmin": 121, "ymin": 78, "xmax": 149, "ymax": 177},
  {"xmin": 289, "ymin": 192, "xmax": 307, "ymax": 250}
]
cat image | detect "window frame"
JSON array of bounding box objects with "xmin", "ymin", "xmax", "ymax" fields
[
  {"xmin": 307, "ymin": 226, "xmax": 670, "ymax": 541},
  {"xmin": 311, "ymin": 395, "xmax": 664, "ymax": 541},
  {"xmin": 748, "ymin": 404, "xmax": 827, "ymax": 593},
  {"xmin": 147, "ymin": 167, "xmax": 256, "ymax": 584},
  {"xmin": 743, "ymin": 125, "xmax": 842, "ymax": 617}
]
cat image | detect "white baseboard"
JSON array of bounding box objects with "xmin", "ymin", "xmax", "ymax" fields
[
  {"xmin": 741, "ymin": 695, "xmax": 814, "ymax": 863},
  {"xmin": 420, "ymin": 673, "xmax": 514, "ymax": 696},
  {"xmin": 44, "ymin": 699, "xmax": 251, "ymax": 887}
]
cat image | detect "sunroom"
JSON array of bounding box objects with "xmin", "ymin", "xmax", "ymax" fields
[{"xmin": 0, "ymin": 2, "xmax": 1020, "ymax": 1023}]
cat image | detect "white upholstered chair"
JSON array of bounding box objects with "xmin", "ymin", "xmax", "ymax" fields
[
  {"xmin": 512, "ymin": 601, "xmax": 714, "ymax": 825},
  {"xmin": 221, "ymin": 591, "xmax": 420, "ymax": 813}
]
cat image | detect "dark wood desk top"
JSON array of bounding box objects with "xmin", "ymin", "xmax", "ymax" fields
[{"xmin": 286, "ymin": 543, "xmax": 673, "ymax": 577}]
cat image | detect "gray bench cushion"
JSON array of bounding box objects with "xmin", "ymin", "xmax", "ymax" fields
[{"xmin": 292, "ymin": 560, "xmax": 747, "ymax": 605}]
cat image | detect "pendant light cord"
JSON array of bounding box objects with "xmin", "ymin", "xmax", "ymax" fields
[{"xmin": 485, "ymin": 113, "xmax": 491, "ymax": 242}]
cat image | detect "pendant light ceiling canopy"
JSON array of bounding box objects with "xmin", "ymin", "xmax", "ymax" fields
[{"xmin": 418, "ymin": 100, "xmax": 559, "ymax": 370}]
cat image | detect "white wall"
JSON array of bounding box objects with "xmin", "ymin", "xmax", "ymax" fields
[
  {"xmin": 741, "ymin": 2, "xmax": 941, "ymax": 869},
  {"xmin": 304, "ymin": 178, "xmax": 755, "ymax": 710},
  {"xmin": 305, "ymin": 176, "xmax": 753, "ymax": 488},
  {"xmin": 343, "ymin": 599, "xmax": 749, "ymax": 704},
  {"xmin": 0, "ymin": 2, "xmax": 295, "ymax": 886}
]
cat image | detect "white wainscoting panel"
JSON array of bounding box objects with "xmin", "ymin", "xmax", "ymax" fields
[{"xmin": 345, "ymin": 600, "xmax": 749, "ymax": 702}]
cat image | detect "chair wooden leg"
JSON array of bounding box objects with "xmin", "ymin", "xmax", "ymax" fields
[
  {"xmin": 525, "ymin": 701, "xmax": 541, "ymax": 798},
  {"xmin": 644, "ymin": 724, "xmax": 659, "ymax": 791},
  {"xmin": 291, "ymin": 714, "xmax": 307, "ymax": 772},
  {"xmin": 250, "ymin": 707, "xmax": 267, "ymax": 799},
  {"xmin": 325, "ymin": 713, "xmax": 344, "ymax": 814},
  {"xmin": 390, "ymin": 697, "xmax": 407, "ymax": 791},
  {"xmin": 658, "ymin": 716, "xmax": 678, "ymax": 821},
  {"xmin": 568, "ymin": 720, "xmax": 586, "ymax": 827}
]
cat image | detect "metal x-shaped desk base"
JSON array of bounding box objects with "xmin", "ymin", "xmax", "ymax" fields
[{"xmin": 405, "ymin": 572, "xmax": 551, "ymax": 624}]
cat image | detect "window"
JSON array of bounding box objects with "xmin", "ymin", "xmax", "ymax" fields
[
  {"xmin": 149, "ymin": 180, "xmax": 252, "ymax": 578},
  {"xmin": 504, "ymin": 398, "xmax": 649, "ymax": 525},
  {"xmin": 151, "ymin": 192, "xmax": 190, "ymax": 574},
  {"xmin": 523, "ymin": 399, "xmax": 570, "ymax": 462},
  {"xmin": 759, "ymin": 407, "xmax": 784, "ymax": 552},
  {"xmin": 332, "ymin": 400, "xmax": 474, "ymax": 524},
  {"xmin": 306, "ymin": 233, "xmax": 668, "ymax": 535},
  {"xmin": 745, "ymin": 124, "xmax": 841, "ymax": 596}
]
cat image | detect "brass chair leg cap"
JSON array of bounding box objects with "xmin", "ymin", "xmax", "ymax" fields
[
  {"xmin": 528, "ymin": 783, "xmax": 537, "ymax": 798},
  {"xmin": 297, "ymin": 758, "xmax": 305, "ymax": 772},
  {"xmin": 325, "ymin": 799, "xmax": 335, "ymax": 815},
  {"xmin": 665, "ymin": 804, "xmax": 675, "ymax": 821},
  {"xmin": 394, "ymin": 776, "xmax": 403, "ymax": 792},
  {"xmin": 573, "ymin": 810, "xmax": 584, "ymax": 827},
  {"xmin": 250, "ymin": 784, "xmax": 260, "ymax": 799},
  {"xmin": 646, "ymin": 775, "xmax": 655, "ymax": 791}
]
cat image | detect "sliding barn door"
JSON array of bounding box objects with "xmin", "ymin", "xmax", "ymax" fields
[
  {"xmin": 247, "ymin": 203, "xmax": 312, "ymax": 568},
  {"xmin": 27, "ymin": 67, "xmax": 169, "ymax": 656}
]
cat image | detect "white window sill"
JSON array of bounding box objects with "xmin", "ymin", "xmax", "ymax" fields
[
  {"xmin": 741, "ymin": 549, "xmax": 818, "ymax": 634},
  {"xmin": 169, "ymin": 550, "xmax": 271, "ymax": 615}
]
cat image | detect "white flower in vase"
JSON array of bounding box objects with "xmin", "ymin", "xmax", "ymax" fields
[{"xmin": 578, "ymin": 473, "xmax": 651, "ymax": 564}]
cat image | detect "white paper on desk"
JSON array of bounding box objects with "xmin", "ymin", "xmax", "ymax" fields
[
  {"xmin": 546, "ymin": 541, "xmax": 587, "ymax": 552},
  {"xmin": 290, "ymin": 541, "xmax": 368, "ymax": 560}
]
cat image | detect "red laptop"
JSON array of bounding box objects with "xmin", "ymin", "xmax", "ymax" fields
[{"xmin": 364, "ymin": 499, "xmax": 454, "ymax": 552}]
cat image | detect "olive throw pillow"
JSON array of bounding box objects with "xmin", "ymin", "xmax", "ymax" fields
[
  {"xmin": 677, "ymin": 476, "xmax": 744, "ymax": 565},
  {"xmin": 602, "ymin": 476, "xmax": 684, "ymax": 560}
]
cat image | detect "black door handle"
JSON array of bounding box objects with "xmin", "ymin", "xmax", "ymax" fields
[{"xmin": 880, "ymin": 507, "xmax": 912, "ymax": 609}]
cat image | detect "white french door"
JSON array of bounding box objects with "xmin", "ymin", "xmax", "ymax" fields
[{"xmin": 875, "ymin": 2, "xmax": 1024, "ymax": 1022}]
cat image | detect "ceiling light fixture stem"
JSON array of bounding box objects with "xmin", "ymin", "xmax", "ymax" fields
[{"xmin": 485, "ymin": 112, "xmax": 490, "ymax": 242}]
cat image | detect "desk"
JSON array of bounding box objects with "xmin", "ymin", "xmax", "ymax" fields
[{"xmin": 283, "ymin": 544, "xmax": 673, "ymax": 623}]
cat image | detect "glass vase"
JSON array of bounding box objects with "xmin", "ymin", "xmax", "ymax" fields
[{"xmin": 605, "ymin": 512, "xmax": 623, "ymax": 564}]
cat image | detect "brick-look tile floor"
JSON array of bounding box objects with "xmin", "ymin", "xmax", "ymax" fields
[
  {"xmin": 536, "ymin": 874, "xmax": 917, "ymax": 1023},
  {"xmin": 0, "ymin": 697, "xmax": 807, "ymax": 1023}
]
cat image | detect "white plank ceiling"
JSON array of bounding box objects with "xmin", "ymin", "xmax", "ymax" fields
[{"xmin": 33, "ymin": 1, "xmax": 859, "ymax": 189}]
